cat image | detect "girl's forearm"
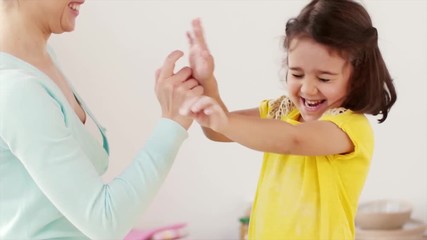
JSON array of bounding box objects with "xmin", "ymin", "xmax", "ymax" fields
[
  {"xmin": 200, "ymin": 76, "xmax": 233, "ymax": 142},
  {"xmin": 219, "ymin": 114, "xmax": 297, "ymax": 154}
]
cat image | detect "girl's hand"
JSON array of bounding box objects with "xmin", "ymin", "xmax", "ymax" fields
[
  {"xmin": 187, "ymin": 18, "xmax": 215, "ymax": 85},
  {"xmin": 179, "ymin": 96, "xmax": 228, "ymax": 133}
]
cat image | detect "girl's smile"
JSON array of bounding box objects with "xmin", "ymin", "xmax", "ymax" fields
[{"xmin": 286, "ymin": 37, "xmax": 353, "ymax": 122}]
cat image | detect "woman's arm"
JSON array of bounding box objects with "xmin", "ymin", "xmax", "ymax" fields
[{"xmin": 0, "ymin": 51, "xmax": 198, "ymax": 239}]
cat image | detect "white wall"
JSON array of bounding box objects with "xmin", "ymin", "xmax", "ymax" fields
[{"xmin": 49, "ymin": 1, "xmax": 427, "ymax": 239}]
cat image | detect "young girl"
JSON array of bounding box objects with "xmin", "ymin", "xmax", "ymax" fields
[{"xmin": 181, "ymin": 0, "xmax": 397, "ymax": 239}]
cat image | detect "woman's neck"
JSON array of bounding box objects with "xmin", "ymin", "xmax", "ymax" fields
[{"xmin": 0, "ymin": 9, "xmax": 50, "ymax": 60}]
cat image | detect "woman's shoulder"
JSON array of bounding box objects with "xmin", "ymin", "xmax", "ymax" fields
[
  {"xmin": 0, "ymin": 66, "xmax": 62, "ymax": 113},
  {"xmin": 0, "ymin": 69, "xmax": 47, "ymax": 97},
  {"xmin": 1, "ymin": 53, "xmax": 59, "ymax": 97}
]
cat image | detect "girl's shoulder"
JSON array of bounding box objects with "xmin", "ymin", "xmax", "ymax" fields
[
  {"xmin": 323, "ymin": 107, "xmax": 348, "ymax": 116},
  {"xmin": 321, "ymin": 107, "xmax": 366, "ymax": 122},
  {"xmin": 321, "ymin": 108, "xmax": 372, "ymax": 135},
  {"xmin": 263, "ymin": 95, "xmax": 296, "ymax": 120}
]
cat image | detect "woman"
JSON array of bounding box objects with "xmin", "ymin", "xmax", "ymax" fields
[{"xmin": 0, "ymin": 0, "xmax": 202, "ymax": 239}]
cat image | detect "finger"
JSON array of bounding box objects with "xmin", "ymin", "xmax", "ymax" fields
[
  {"xmin": 155, "ymin": 68, "xmax": 161, "ymax": 83},
  {"xmin": 173, "ymin": 67, "xmax": 193, "ymax": 83},
  {"xmin": 203, "ymin": 105, "xmax": 215, "ymax": 115},
  {"xmin": 182, "ymin": 110, "xmax": 198, "ymax": 119},
  {"xmin": 158, "ymin": 50, "xmax": 184, "ymax": 81},
  {"xmin": 192, "ymin": 18, "xmax": 209, "ymax": 51},
  {"xmin": 178, "ymin": 79, "xmax": 199, "ymax": 90},
  {"xmin": 191, "ymin": 85, "xmax": 204, "ymax": 96},
  {"xmin": 190, "ymin": 96, "xmax": 215, "ymax": 113},
  {"xmin": 179, "ymin": 96, "xmax": 202, "ymax": 116},
  {"xmin": 155, "ymin": 68, "xmax": 161, "ymax": 80},
  {"xmin": 186, "ymin": 31, "xmax": 194, "ymax": 46}
]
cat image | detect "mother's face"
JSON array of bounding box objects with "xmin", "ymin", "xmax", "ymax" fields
[{"xmin": 18, "ymin": 0, "xmax": 85, "ymax": 33}]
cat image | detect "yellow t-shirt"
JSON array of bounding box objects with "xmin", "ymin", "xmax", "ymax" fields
[{"xmin": 248, "ymin": 96, "xmax": 374, "ymax": 240}]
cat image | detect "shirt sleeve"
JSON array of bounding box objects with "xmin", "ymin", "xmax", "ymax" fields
[
  {"xmin": 319, "ymin": 109, "xmax": 374, "ymax": 160},
  {"xmin": 0, "ymin": 76, "xmax": 187, "ymax": 239},
  {"xmin": 259, "ymin": 99, "xmax": 270, "ymax": 119}
]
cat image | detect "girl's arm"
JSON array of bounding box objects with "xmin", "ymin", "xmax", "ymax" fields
[
  {"xmin": 225, "ymin": 113, "xmax": 353, "ymax": 156},
  {"xmin": 187, "ymin": 19, "xmax": 263, "ymax": 142},
  {"xmin": 181, "ymin": 96, "xmax": 353, "ymax": 156},
  {"xmin": 184, "ymin": 19, "xmax": 352, "ymax": 155},
  {"xmin": 199, "ymin": 92, "xmax": 261, "ymax": 142}
]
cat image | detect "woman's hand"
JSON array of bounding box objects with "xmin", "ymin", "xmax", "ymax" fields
[
  {"xmin": 187, "ymin": 18, "xmax": 216, "ymax": 87},
  {"xmin": 155, "ymin": 50, "xmax": 204, "ymax": 130}
]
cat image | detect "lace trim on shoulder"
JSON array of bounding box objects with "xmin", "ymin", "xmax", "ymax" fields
[
  {"xmin": 267, "ymin": 96, "xmax": 294, "ymax": 119},
  {"xmin": 323, "ymin": 107, "xmax": 348, "ymax": 116}
]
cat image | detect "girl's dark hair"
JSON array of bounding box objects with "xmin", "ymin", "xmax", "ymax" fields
[{"xmin": 284, "ymin": 0, "xmax": 396, "ymax": 123}]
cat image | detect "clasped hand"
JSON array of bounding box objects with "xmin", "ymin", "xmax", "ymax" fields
[{"xmin": 155, "ymin": 18, "xmax": 228, "ymax": 132}]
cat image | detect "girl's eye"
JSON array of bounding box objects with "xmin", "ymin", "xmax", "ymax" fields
[
  {"xmin": 292, "ymin": 74, "xmax": 303, "ymax": 78},
  {"xmin": 319, "ymin": 78, "xmax": 330, "ymax": 82}
]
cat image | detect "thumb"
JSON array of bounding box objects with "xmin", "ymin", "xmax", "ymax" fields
[
  {"xmin": 179, "ymin": 96, "xmax": 201, "ymax": 116},
  {"xmin": 158, "ymin": 50, "xmax": 184, "ymax": 81},
  {"xmin": 155, "ymin": 68, "xmax": 161, "ymax": 86}
]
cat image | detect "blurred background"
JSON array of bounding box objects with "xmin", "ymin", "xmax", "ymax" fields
[{"xmin": 49, "ymin": 1, "xmax": 427, "ymax": 239}]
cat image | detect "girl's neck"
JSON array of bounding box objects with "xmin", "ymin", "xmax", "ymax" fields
[{"xmin": 0, "ymin": 9, "xmax": 51, "ymax": 61}]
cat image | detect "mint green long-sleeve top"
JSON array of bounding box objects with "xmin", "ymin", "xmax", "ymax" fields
[{"xmin": 0, "ymin": 51, "xmax": 188, "ymax": 239}]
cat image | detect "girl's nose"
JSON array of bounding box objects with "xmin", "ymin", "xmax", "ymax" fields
[{"xmin": 300, "ymin": 79, "xmax": 318, "ymax": 96}]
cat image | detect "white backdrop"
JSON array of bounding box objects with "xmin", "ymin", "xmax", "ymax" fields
[{"xmin": 50, "ymin": 1, "xmax": 427, "ymax": 239}]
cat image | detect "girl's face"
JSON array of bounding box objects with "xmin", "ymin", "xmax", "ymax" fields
[
  {"xmin": 21, "ymin": 0, "xmax": 84, "ymax": 33},
  {"xmin": 286, "ymin": 37, "xmax": 353, "ymax": 122}
]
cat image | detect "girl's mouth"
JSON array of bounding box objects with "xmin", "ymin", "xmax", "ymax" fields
[{"xmin": 302, "ymin": 97, "xmax": 326, "ymax": 111}]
